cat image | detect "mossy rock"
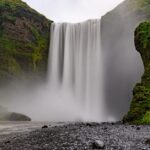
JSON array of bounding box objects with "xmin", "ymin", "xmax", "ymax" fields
[
  {"xmin": 101, "ymin": 0, "xmax": 150, "ymax": 121},
  {"xmin": 0, "ymin": 0, "xmax": 52, "ymax": 84},
  {"xmin": 123, "ymin": 22, "xmax": 150, "ymax": 124}
]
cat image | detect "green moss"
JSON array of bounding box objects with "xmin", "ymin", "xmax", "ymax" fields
[
  {"xmin": 0, "ymin": 0, "xmax": 51, "ymax": 83},
  {"xmin": 29, "ymin": 26, "xmax": 40, "ymax": 41},
  {"xmin": 27, "ymin": 25, "xmax": 49, "ymax": 71},
  {"xmin": 0, "ymin": 37, "xmax": 17, "ymax": 55},
  {"xmin": 0, "ymin": 15, "xmax": 16, "ymax": 24},
  {"xmin": 137, "ymin": 0, "xmax": 150, "ymax": 7},
  {"xmin": 32, "ymin": 50, "xmax": 42, "ymax": 71},
  {"xmin": 124, "ymin": 22, "xmax": 150, "ymax": 124},
  {"xmin": 8, "ymin": 58, "xmax": 21, "ymax": 74},
  {"xmin": 135, "ymin": 22, "xmax": 150, "ymax": 56},
  {"xmin": 124, "ymin": 83, "xmax": 150, "ymax": 124},
  {"xmin": 0, "ymin": 0, "xmax": 31, "ymax": 11},
  {"xmin": 142, "ymin": 111, "xmax": 150, "ymax": 123},
  {"xmin": 0, "ymin": 36, "xmax": 22, "ymax": 77}
]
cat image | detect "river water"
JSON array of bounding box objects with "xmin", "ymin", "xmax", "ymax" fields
[{"xmin": 0, "ymin": 122, "xmax": 64, "ymax": 135}]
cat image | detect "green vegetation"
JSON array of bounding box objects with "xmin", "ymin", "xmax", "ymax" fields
[
  {"xmin": 0, "ymin": 0, "xmax": 32, "ymax": 11},
  {"xmin": 123, "ymin": 22, "xmax": 150, "ymax": 124},
  {"xmin": 135, "ymin": 0, "xmax": 150, "ymax": 17},
  {"xmin": 102, "ymin": 0, "xmax": 150, "ymax": 125},
  {"xmin": 0, "ymin": 0, "xmax": 52, "ymax": 83},
  {"xmin": 142, "ymin": 111, "xmax": 150, "ymax": 123},
  {"xmin": 137, "ymin": 0, "xmax": 150, "ymax": 8}
]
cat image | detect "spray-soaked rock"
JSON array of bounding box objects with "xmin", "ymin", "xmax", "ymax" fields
[{"xmin": 0, "ymin": 112, "xmax": 31, "ymax": 121}]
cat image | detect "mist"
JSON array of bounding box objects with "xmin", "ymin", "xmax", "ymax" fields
[
  {"xmin": 0, "ymin": 20, "xmax": 108, "ymax": 122},
  {"xmin": 101, "ymin": 2, "xmax": 144, "ymax": 119},
  {"xmin": 0, "ymin": 11, "xmax": 144, "ymax": 122},
  {"xmin": 0, "ymin": 84, "xmax": 83, "ymax": 122},
  {"xmin": 0, "ymin": 0, "xmax": 145, "ymax": 122}
]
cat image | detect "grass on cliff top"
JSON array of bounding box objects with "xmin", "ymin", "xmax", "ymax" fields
[
  {"xmin": 0, "ymin": 0, "xmax": 28, "ymax": 9},
  {"xmin": 0, "ymin": 0, "xmax": 51, "ymax": 20},
  {"xmin": 137, "ymin": 0, "xmax": 150, "ymax": 7},
  {"xmin": 125, "ymin": 0, "xmax": 150, "ymax": 8}
]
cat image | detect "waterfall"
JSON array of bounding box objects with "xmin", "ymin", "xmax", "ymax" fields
[
  {"xmin": 48, "ymin": 19, "xmax": 105, "ymax": 122},
  {"xmin": 0, "ymin": 19, "xmax": 143, "ymax": 122}
]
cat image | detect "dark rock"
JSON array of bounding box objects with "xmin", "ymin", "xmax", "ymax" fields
[
  {"xmin": 136, "ymin": 127, "xmax": 140, "ymax": 130},
  {"xmin": 104, "ymin": 127, "xmax": 107, "ymax": 130},
  {"xmin": 5, "ymin": 141, "xmax": 10, "ymax": 144},
  {"xmin": 0, "ymin": 112, "xmax": 31, "ymax": 121},
  {"xmin": 111, "ymin": 122, "xmax": 115, "ymax": 125},
  {"xmin": 5, "ymin": 112, "xmax": 31, "ymax": 121},
  {"xmin": 92, "ymin": 140, "xmax": 105, "ymax": 149},
  {"xmin": 145, "ymin": 139, "xmax": 150, "ymax": 144},
  {"xmin": 85, "ymin": 122, "xmax": 100, "ymax": 127},
  {"xmin": 42, "ymin": 125, "xmax": 48, "ymax": 129},
  {"xmin": 86, "ymin": 123, "xmax": 93, "ymax": 127}
]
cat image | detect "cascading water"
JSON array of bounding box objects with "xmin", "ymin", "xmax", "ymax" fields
[
  {"xmin": 48, "ymin": 19, "xmax": 105, "ymax": 122},
  {"xmin": 1, "ymin": 19, "xmax": 107, "ymax": 122},
  {"xmin": 1, "ymin": 18, "xmax": 142, "ymax": 122}
]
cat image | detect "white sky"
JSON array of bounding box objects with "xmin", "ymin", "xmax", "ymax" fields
[{"xmin": 22, "ymin": 0, "xmax": 125, "ymax": 23}]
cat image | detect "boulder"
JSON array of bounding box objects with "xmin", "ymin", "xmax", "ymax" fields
[
  {"xmin": 42, "ymin": 125, "xmax": 48, "ymax": 129},
  {"xmin": 0, "ymin": 112, "xmax": 31, "ymax": 121}
]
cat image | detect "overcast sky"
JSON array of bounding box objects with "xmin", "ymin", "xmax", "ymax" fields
[{"xmin": 22, "ymin": 0, "xmax": 124, "ymax": 22}]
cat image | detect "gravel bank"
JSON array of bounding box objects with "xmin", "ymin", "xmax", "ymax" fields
[{"xmin": 0, "ymin": 123, "xmax": 149, "ymax": 150}]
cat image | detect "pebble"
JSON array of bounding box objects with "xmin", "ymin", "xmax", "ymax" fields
[
  {"xmin": 145, "ymin": 139, "xmax": 150, "ymax": 144},
  {"xmin": 92, "ymin": 140, "xmax": 105, "ymax": 149},
  {"xmin": 4, "ymin": 141, "xmax": 10, "ymax": 144},
  {"xmin": 0, "ymin": 123, "xmax": 149, "ymax": 150}
]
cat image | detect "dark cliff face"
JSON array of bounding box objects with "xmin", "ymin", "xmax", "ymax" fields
[
  {"xmin": 101, "ymin": 0, "xmax": 150, "ymax": 121},
  {"xmin": 0, "ymin": 0, "xmax": 52, "ymax": 84}
]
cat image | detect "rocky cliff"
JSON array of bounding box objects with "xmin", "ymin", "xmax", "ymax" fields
[
  {"xmin": 0, "ymin": 0, "xmax": 52, "ymax": 85},
  {"xmin": 102, "ymin": 0, "xmax": 150, "ymax": 124},
  {"xmin": 123, "ymin": 22, "xmax": 150, "ymax": 124}
]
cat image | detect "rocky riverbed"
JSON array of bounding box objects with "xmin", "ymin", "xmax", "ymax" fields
[{"xmin": 0, "ymin": 123, "xmax": 149, "ymax": 150}]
